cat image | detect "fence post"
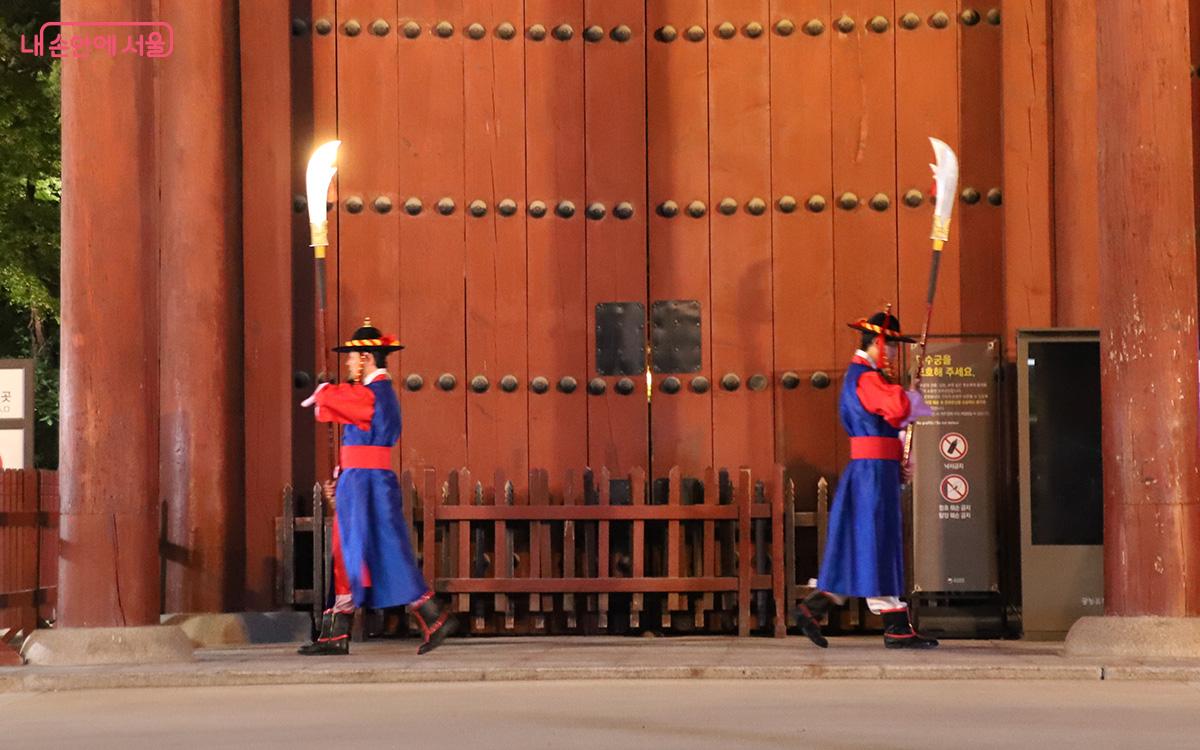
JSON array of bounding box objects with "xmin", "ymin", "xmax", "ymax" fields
[
  {"xmin": 772, "ymin": 466, "xmax": 787, "ymax": 638},
  {"xmin": 737, "ymin": 467, "xmax": 753, "ymax": 637}
]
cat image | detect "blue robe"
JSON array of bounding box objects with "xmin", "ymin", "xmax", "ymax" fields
[
  {"xmin": 334, "ymin": 379, "xmax": 428, "ymax": 609},
  {"xmin": 816, "ymin": 360, "xmax": 906, "ymax": 597}
]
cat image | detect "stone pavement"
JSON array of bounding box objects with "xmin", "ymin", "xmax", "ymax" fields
[{"xmin": 3, "ymin": 635, "xmax": 1200, "ymax": 693}]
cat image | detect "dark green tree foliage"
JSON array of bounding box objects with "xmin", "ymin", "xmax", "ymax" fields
[{"xmin": 0, "ymin": 1, "xmax": 61, "ymax": 468}]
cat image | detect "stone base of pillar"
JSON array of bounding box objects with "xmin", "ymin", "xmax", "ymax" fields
[
  {"xmin": 20, "ymin": 626, "xmax": 194, "ymax": 666},
  {"xmin": 1065, "ymin": 616, "xmax": 1200, "ymax": 659},
  {"xmin": 160, "ymin": 612, "xmax": 312, "ymax": 648}
]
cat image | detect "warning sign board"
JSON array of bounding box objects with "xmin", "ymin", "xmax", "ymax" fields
[
  {"xmin": 940, "ymin": 474, "xmax": 970, "ymax": 503},
  {"xmin": 939, "ymin": 432, "xmax": 968, "ymax": 461}
]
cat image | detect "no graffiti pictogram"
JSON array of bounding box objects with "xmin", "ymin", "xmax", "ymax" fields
[{"xmin": 940, "ymin": 474, "xmax": 969, "ymax": 504}]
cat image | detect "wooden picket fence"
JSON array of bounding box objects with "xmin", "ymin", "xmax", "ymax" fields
[
  {"xmin": 0, "ymin": 470, "xmax": 59, "ymax": 652},
  {"xmin": 276, "ymin": 464, "xmax": 831, "ymax": 637}
]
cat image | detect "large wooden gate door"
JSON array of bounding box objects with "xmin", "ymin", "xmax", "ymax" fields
[{"xmin": 322, "ymin": 1, "xmax": 1001, "ymax": 498}]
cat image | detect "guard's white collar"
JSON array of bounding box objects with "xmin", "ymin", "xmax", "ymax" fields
[
  {"xmin": 363, "ymin": 368, "xmax": 389, "ymax": 385},
  {"xmin": 854, "ymin": 349, "xmax": 878, "ymax": 368}
]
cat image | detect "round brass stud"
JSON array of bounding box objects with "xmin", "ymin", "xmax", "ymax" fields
[
  {"xmin": 869, "ymin": 193, "xmax": 891, "ymax": 212},
  {"xmin": 498, "ymin": 198, "xmax": 518, "ymax": 216},
  {"xmin": 345, "ymin": 196, "xmax": 364, "ymax": 214},
  {"xmin": 586, "ymin": 378, "xmax": 606, "ymax": 395},
  {"xmin": 531, "ymin": 377, "xmax": 550, "ymax": 394},
  {"xmin": 776, "ymin": 19, "xmax": 796, "ymax": 36},
  {"xmin": 497, "ymin": 22, "xmax": 516, "ymax": 39},
  {"xmin": 435, "ymin": 21, "xmax": 454, "ymax": 37},
  {"xmin": 556, "ymin": 200, "xmax": 576, "ymax": 218},
  {"xmin": 315, "ymin": 18, "xmax": 333, "ymax": 35},
  {"xmin": 292, "ymin": 18, "xmax": 309, "ymax": 36},
  {"xmin": 687, "ymin": 200, "xmax": 707, "ymax": 218},
  {"xmin": 717, "ymin": 22, "xmax": 736, "ymax": 39},
  {"xmin": 437, "ymin": 373, "xmax": 457, "ymax": 391},
  {"xmin": 615, "ymin": 378, "xmax": 635, "ymax": 395},
  {"xmin": 804, "ymin": 18, "xmax": 825, "ymax": 36},
  {"xmin": 529, "ymin": 24, "xmax": 547, "ymax": 41},
  {"xmin": 293, "ymin": 196, "xmax": 307, "ymax": 213},
  {"xmin": 659, "ymin": 200, "xmax": 679, "ymax": 218},
  {"xmin": 781, "ymin": 371, "xmax": 801, "ymax": 390},
  {"xmin": 614, "ymin": 202, "xmax": 635, "ymax": 220},
  {"xmin": 587, "ymin": 202, "xmax": 607, "ymax": 220},
  {"xmin": 690, "ymin": 376, "xmax": 710, "ymax": 394},
  {"xmin": 807, "ymin": 195, "xmax": 827, "ymax": 213},
  {"xmin": 612, "ymin": 25, "xmax": 632, "ymax": 42},
  {"xmin": 986, "ymin": 8, "xmax": 1001, "ymax": 25},
  {"xmin": 811, "ymin": 371, "xmax": 831, "ymax": 389},
  {"xmin": 721, "ymin": 373, "xmax": 741, "ymax": 391},
  {"xmin": 961, "ymin": 187, "xmax": 981, "ymax": 205},
  {"xmin": 686, "ymin": 25, "xmax": 705, "ymax": 42},
  {"xmin": 499, "ymin": 375, "xmax": 519, "ymax": 392},
  {"xmin": 778, "ymin": 195, "xmax": 798, "ymax": 213},
  {"xmin": 404, "ymin": 197, "xmax": 423, "ymax": 216},
  {"xmin": 657, "ymin": 25, "xmax": 678, "ymax": 42},
  {"xmin": 470, "ymin": 375, "xmax": 489, "ymax": 393},
  {"xmin": 529, "ymin": 200, "xmax": 548, "ymax": 218},
  {"xmin": 748, "ymin": 374, "xmax": 768, "ymax": 392},
  {"xmin": 405, "ymin": 374, "xmax": 424, "ymax": 391},
  {"xmin": 961, "ymin": 9, "xmax": 981, "ymax": 26},
  {"xmin": 718, "ymin": 197, "xmax": 738, "ymax": 215},
  {"xmin": 868, "ymin": 16, "xmax": 889, "ymax": 33},
  {"xmin": 585, "ymin": 25, "xmax": 604, "ymax": 42},
  {"xmin": 987, "ymin": 188, "xmax": 1003, "ymax": 206},
  {"xmin": 403, "ymin": 21, "xmax": 421, "ymax": 38},
  {"xmin": 836, "ymin": 15, "xmax": 855, "ymax": 33},
  {"xmin": 930, "ymin": 11, "xmax": 950, "ymax": 29},
  {"xmin": 371, "ymin": 19, "xmax": 390, "ymax": 36},
  {"xmin": 553, "ymin": 24, "xmax": 574, "ymax": 41},
  {"xmin": 374, "ymin": 196, "xmax": 393, "ymax": 214},
  {"xmin": 558, "ymin": 376, "xmax": 578, "ymax": 393},
  {"xmin": 661, "ymin": 377, "xmax": 682, "ymax": 394},
  {"xmin": 344, "ymin": 19, "xmax": 362, "ymax": 36},
  {"xmin": 469, "ymin": 200, "xmax": 488, "ymax": 217},
  {"xmin": 903, "ymin": 189, "xmax": 925, "ymax": 207},
  {"xmin": 467, "ymin": 22, "xmax": 486, "ymax": 39},
  {"xmin": 436, "ymin": 197, "xmax": 456, "ymax": 215},
  {"xmin": 900, "ymin": 12, "xmax": 920, "ymax": 30},
  {"xmin": 745, "ymin": 22, "xmax": 764, "ymax": 38},
  {"xmin": 838, "ymin": 192, "xmax": 860, "ymax": 211},
  {"xmin": 747, "ymin": 197, "xmax": 767, "ymax": 216}
]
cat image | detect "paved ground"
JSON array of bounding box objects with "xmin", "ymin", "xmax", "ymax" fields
[
  {"xmin": 4, "ymin": 636, "xmax": 1200, "ymax": 692},
  {"xmin": 3, "ymin": 678, "xmax": 1200, "ymax": 749}
]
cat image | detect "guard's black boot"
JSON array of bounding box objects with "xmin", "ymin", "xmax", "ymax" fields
[
  {"xmin": 297, "ymin": 611, "xmax": 333, "ymax": 655},
  {"xmin": 299, "ymin": 612, "xmax": 352, "ymax": 656},
  {"xmin": 882, "ymin": 609, "xmax": 939, "ymax": 649},
  {"xmin": 796, "ymin": 591, "xmax": 832, "ymax": 648},
  {"xmin": 411, "ymin": 592, "xmax": 457, "ymax": 655}
]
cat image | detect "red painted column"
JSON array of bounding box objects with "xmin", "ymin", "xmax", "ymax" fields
[
  {"xmin": 158, "ymin": 0, "xmax": 244, "ymax": 613},
  {"xmin": 1096, "ymin": 0, "xmax": 1200, "ymax": 617},
  {"xmin": 59, "ymin": 0, "xmax": 161, "ymax": 626}
]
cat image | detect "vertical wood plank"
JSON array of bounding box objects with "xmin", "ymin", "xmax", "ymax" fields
[
  {"xmin": 526, "ymin": 0, "xmax": 588, "ymax": 493},
  {"xmin": 770, "ymin": 0, "xmax": 837, "ymax": 510},
  {"xmin": 647, "ymin": 0, "xmax": 714, "ymax": 478},
  {"xmin": 584, "ymin": 0, "xmax": 649, "ymax": 474},
  {"xmin": 398, "ymin": 1, "xmax": 468, "ymax": 471},
  {"xmin": 709, "ymin": 0, "xmax": 775, "ymax": 477},
  {"xmin": 464, "ymin": 0, "xmax": 530, "ymax": 485}
]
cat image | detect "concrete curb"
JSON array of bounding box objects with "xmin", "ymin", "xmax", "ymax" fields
[{"xmin": 9, "ymin": 660, "xmax": 1197, "ymax": 693}]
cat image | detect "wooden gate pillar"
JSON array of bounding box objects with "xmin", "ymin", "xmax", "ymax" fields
[
  {"xmin": 59, "ymin": 0, "xmax": 162, "ymax": 626},
  {"xmin": 158, "ymin": 0, "xmax": 244, "ymax": 613},
  {"xmin": 1093, "ymin": 0, "xmax": 1200, "ymax": 620}
]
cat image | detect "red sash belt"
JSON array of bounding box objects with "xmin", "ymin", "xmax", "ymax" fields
[
  {"xmin": 340, "ymin": 445, "xmax": 392, "ymax": 470},
  {"xmin": 849, "ymin": 436, "xmax": 903, "ymax": 462}
]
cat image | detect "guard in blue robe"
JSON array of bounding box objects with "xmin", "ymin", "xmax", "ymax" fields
[
  {"xmin": 298, "ymin": 319, "xmax": 456, "ymax": 656},
  {"xmin": 797, "ymin": 310, "xmax": 939, "ymax": 649}
]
